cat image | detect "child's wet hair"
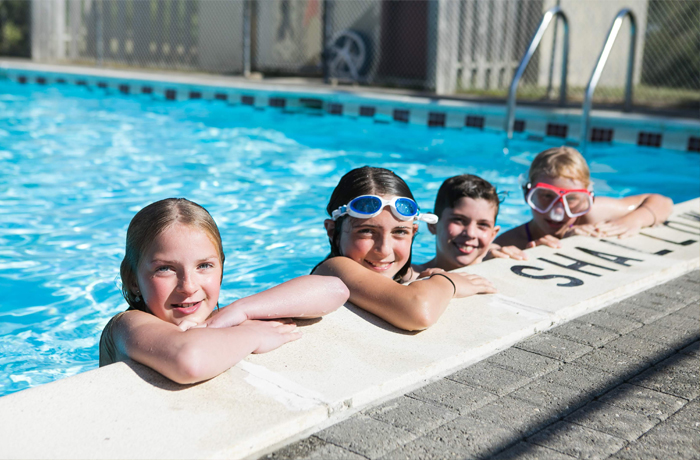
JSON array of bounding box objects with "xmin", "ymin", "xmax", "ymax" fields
[
  {"xmin": 528, "ymin": 146, "xmax": 591, "ymax": 188},
  {"xmin": 324, "ymin": 166, "xmax": 416, "ymax": 282},
  {"xmin": 433, "ymin": 174, "xmax": 500, "ymax": 222},
  {"xmin": 120, "ymin": 198, "xmax": 224, "ymax": 312}
]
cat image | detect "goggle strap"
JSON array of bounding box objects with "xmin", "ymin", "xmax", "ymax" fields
[
  {"xmin": 331, "ymin": 205, "xmax": 347, "ymax": 221},
  {"xmin": 417, "ymin": 213, "xmax": 438, "ymax": 224}
]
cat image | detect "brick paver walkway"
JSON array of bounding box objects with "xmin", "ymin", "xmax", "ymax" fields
[{"xmin": 266, "ymin": 271, "xmax": 699, "ymax": 460}]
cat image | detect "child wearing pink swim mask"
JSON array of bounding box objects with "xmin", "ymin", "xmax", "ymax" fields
[{"xmin": 495, "ymin": 146, "xmax": 673, "ymax": 250}]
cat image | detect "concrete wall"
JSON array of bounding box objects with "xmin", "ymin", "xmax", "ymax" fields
[
  {"xmin": 538, "ymin": 0, "xmax": 648, "ymax": 90},
  {"xmin": 431, "ymin": 0, "xmax": 648, "ymax": 95},
  {"xmin": 31, "ymin": 0, "xmax": 67, "ymax": 61}
]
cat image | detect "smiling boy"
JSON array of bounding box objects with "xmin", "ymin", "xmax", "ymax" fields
[{"xmin": 415, "ymin": 174, "xmax": 524, "ymax": 273}]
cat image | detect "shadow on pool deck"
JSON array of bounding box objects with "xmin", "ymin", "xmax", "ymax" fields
[
  {"xmin": 266, "ymin": 271, "xmax": 699, "ymax": 460},
  {"xmin": 488, "ymin": 334, "xmax": 699, "ymax": 459}
]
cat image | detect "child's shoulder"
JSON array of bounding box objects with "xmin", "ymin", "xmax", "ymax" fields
[
  {"xmin": 494, "ymin": 223, "xmax": 528, "ymax": 248},
  {"xmin": 99, "ymin": 309, "xmax": 162, "ymax": 366},
  {"xmin": 313, "ymin": 255, "xmax": 359, "ymax": 275},
  {"xmin": 99, "ymin": 310, "xmax": 131, "ymax": 367}
]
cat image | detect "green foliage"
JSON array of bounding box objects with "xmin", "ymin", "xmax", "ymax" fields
[
  {"xmin": 0, "ymin": 0, "xmax": 30, "ymax": 57},
  {"xmin": 641, "ymin": 0, "xmax": 700, "ymax": 90}
]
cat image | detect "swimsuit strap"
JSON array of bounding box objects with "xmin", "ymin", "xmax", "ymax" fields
[{"xmin": 525, "ymin": 221, "xmax": 533, "ymax": 243}]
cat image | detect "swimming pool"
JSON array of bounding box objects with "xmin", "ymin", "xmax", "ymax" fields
[{"xmin": 0, "ymin": 75, "xmax": 698, "ymax": 398}]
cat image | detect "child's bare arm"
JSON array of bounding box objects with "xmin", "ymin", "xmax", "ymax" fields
[
  {"xmin": 206, "ymin": 275, "xmax": 349, "ymax": 329},
  {"xmin": 314, "ymin": 257, "xmax": 495, "ymax": 331},
  {"xmin": 113, "ymin": 311, "xmax": 300, "ymax": 384},
  {"xmin": 584, "ymin": 194, "xmax": 673, "ymax": 238}
]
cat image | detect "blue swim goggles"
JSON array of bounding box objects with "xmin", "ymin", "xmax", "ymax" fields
[{"xmin": 331, "ymin": 195, "xmax": 438, "ymax": 224}]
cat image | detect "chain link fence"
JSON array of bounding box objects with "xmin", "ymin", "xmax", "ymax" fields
[{"xmin": 15, "ymin": 0, "xmax": 700, "ymax": 111}]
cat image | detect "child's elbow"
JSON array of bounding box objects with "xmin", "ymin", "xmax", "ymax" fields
[
  {"xmin": 661, "ymin": 195, "xmax": 674, "ymax": 212},
  {"xmin": 401, "ymin": 299, "xmax": 440, "ymax": 331},
  {"xmin": 329, "ymin": 277, "xmax": 350, "ymax": 308},
  {"xmin": 170, "ymin": 345, "xmax": 211, "ymax": 384}
]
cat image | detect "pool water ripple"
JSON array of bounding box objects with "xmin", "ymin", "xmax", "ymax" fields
[{"xmin": 0, "ymin": 79, "xmax": 698, "ymax": 397}]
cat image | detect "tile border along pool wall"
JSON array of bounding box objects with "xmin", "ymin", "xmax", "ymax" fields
[
  {"xmin": 2, "ymin": 60, "xmax": 700, "ymax": 152},
  {"xmin": 0, "ymin": 198, "xmax": 698, "ymax": 459}
]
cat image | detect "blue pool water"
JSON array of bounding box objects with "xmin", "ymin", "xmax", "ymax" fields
[{"xmin": 0, "ymin": 78, "xmax": 698, "ymax": 397}]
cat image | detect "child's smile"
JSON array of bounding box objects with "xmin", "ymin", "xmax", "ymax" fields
[
  {"xmin": 336, "ymin": 201, "xmax": 415, "ymax": 279},
  {"xmin": 432, "ymin": 197, "xmax": 500, "ymax": 270},
  {"xmin": 135, "ymin": 222, "xmax": 222, "ymax": 327},
  {"xmin": 172, "ymin": 300, "xmax": 204, "ymax": 315}
]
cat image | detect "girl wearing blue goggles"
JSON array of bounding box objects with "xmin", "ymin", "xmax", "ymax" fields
[
  {"xmin": 313, "ymin": 166, "xmax": 496, "ymax": 332},
  {"xmin": 331, "ymin": 195, "xmax": 438, "ymax": 224}
]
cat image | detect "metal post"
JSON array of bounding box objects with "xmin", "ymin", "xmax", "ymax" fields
[
  {"xmin": 559, "ymin": 18, "xmax": 568, "ymax": 107},
  {"xmin": 96, "ymin": 0, "xmax": 103, "ymax": 66},
  {"xmin": 545, "ymin": 0, "xmax": 561, "ymax": 99},
  {"xmin": 322, "ymin": 0, "xmax": 332, "ymax": 84},
  {"xmin": 243, "ymin": 0, "xmax": 251, "ymax": 77},
  {"xmin": 623, "ymin": 17, "xmax": 636, "ymax": 112}
]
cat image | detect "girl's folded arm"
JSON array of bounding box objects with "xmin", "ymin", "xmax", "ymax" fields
[
  {"xmin": 314, "ymin": 257, "xmax": 492, "ymax": 331},
  {"xmin": 207, "ymin": 275, "xmax": 349, "ymax": 328},
  {"xmin": 586, "ymin": 194, "xmax": 673, "ymax": 229},
  {"xmin": 113, "ymin": 311, "xmax": 298, "ymax": 384}
]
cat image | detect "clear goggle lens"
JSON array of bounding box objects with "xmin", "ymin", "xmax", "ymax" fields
[{"xmin": 526, "ymin": 185, "xmax": 593, "ymax": 218}]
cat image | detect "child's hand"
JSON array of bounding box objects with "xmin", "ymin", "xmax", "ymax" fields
[
  {"xmin": 240, "ymin": 319, "xmax": 301, "ymax": 354},
  {"xmin": 486, "ymin": 244, "xmax": 528, "ymax": 260},
  {"xmin": 563, "ymin": 222, "xmax": 636, "ymax": 239},
  {"xmin": 205, "ymin": 302, "xmax": 249, "ymax": 329},
  {"xmin": 417, "ymin": 267, "xmax": 446, "ymax": 279},
  {"xmin": 593, "ymin": 220, "xmax": 641, "ymax": 239},
  {"xmin": 526, "ymin": 234, "xmax": 562, "ymax": 249},
  {"xmin": 178, "ymin": 320, "xmax": 204, "ymax": 331},
  {"xmin": 450, "ymin": 273, "xmax": 497, "ymax": 297}
]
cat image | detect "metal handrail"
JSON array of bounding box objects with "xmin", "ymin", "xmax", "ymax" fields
[
  {"xmin": 243, "ymin": 0, "xmax": 252, "ymax": 78},
  {"xmin": 580, "ymin": 9, "xmax": 636, "ymax": 152},
  {"xmin": 504, "ymin": 7, "xmax": 569, "ymax": 140}
]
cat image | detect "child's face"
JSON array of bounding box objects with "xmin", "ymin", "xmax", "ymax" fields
[
  {"xmin": 529, "ymin": 174, "xmax": 587, "ymax": 236},
  {"xmin": 430, "ymin": 197, "xmax": 499, "ymax": 270},
  {"xmin": 330, "ymin": 198, "xmax": 416, "ymax": 279},
  {"xmin": 135, "ymin": 223, "xmax": 222, "ymax": 327}
]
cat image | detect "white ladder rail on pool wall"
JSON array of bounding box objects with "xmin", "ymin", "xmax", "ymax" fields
[
  {"xmin": 580, "ymin": 9, "xmax": 637, "ymax": 153},
  {"xmin": 0, "ymin": 198, "xmax": 699, "ymax": 460},
  {"xmin": 504, "ymin": 6, "xmax": 569, "ymax": 141}
]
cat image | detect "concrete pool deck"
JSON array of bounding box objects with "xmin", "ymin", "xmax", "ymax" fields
[
  {"xmin": 0, "ymin": 198, "xmax": 698, "ymax": 459},
  {"xmin": 267, "ymin": 271, "xmax": 699, "ymax": 460}
]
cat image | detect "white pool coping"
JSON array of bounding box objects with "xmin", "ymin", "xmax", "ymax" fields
[{"xmin": 1, "ymin": 198, "xmax": 698, "ymax": 459}]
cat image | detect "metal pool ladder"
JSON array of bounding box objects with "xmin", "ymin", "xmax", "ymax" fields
[
  {"xmin": 504, "ymin": 7, "xmax": 569, "ymax": 141},
  {"xmin": 580, "ymin": 9, "xmax": 637, "ymax": 152}
]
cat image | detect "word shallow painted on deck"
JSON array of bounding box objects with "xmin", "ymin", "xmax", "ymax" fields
[{"xmin": 510, "ymin": 211, "xmax": 700, "ymax": 287}]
